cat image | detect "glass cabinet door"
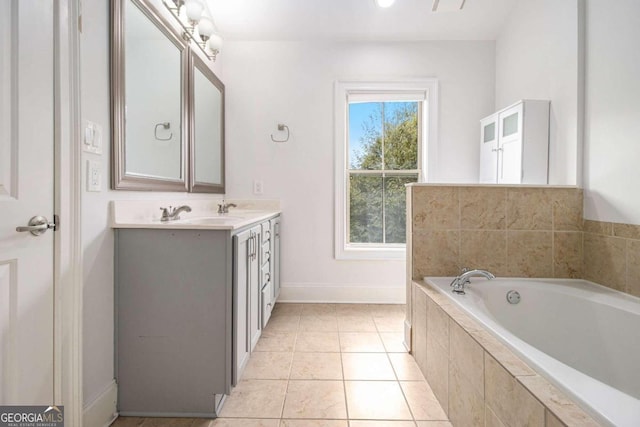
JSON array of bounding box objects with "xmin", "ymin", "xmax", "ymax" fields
[{"xmin": 479, "ymin": 114, "xmax": 498, "ymax": 183}]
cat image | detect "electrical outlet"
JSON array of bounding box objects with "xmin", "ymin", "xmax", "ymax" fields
[
  {"xmin": 253, "ymin": 180, "xmax": 264, "ymax": 195},
  {"xmin": 87, "ymin": 160, "xmax": 102, "ymax": 192}
]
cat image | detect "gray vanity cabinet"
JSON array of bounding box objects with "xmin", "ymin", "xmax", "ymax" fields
[
  {"xmin": 115, "ymin": 229, "xmax": 232, "ymax": 417},
  {"xmin": 271, "ymin": 216, "xmax": 281, "ymax": 301},
  {"xmin": 232, "ymin": 225, "xmax": 261, "ymax": 385}
]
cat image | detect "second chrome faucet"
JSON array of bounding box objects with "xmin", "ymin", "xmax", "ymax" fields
[{"xmin": 160, "ymin": 205, "xmax": 192, "ymax": 222}]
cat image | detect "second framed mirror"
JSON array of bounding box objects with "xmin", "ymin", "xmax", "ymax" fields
[{"xmin": 189, "ymin": 52, "xmax": 225, "ymax": 193}]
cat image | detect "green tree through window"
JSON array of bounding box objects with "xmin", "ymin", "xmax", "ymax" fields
[{"xmin": 348, "ymin": 102, "xmax": 420, "ymax": 245}]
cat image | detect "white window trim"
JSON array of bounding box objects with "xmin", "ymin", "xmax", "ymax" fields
[{"xmin": 334, "ymin": 79, "xmax": 439, "ymax": 260}]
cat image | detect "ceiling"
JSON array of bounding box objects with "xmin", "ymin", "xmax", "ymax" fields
[{"xmin": 204, "ymin": 0, "xmax": 517, "ymax": 42}]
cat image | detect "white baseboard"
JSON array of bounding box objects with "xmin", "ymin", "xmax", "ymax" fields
[
  {"xmin": 279, "ymin": 283, "xmax": 406, "ymax": 303},
  {"xmin": 83, "ymin": 380, "xmax": 118, "ymax": 427}
]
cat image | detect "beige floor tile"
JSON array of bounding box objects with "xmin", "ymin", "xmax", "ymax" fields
[
  {"xmin": 190, "ymin": 420, "xmax": 213, "ymax": 427},
  {"xmin": 373, "ymin": 316, "xmax": 405, "ymax": 332},
  {"xmin": 140, "ymin": 418, "xmax": 199, "ymax": 427},
  {"xmin": 272, "ymin": 303, "xmax": 304, "ymax": 316},
  {"xmin": 337, "ymin": 315, "xmax": 378, "ymax": 332},
  {"xmin": 282, "ymin": 380, "xmax": 347, "ymax": 419},
  {"xmin": 335, "ymin": 304, "xmax": 372, "ymax": 316},
  {"xmin": 339, "ymin": 332, "xmax": 385, "ymax": 352},
  {"xmin": 349, "ymin": 422, "xmax": 416, "ymax": 427},
  {"xmin": 301, "ymin": 304, "xmax": 337, "ymax": 316},
  {"xmin": 254, "ymin": 331, "xmax": 297, "ymax": 352},
  {"xmin": 379, "ymin": 332, "xmax": 408, "ymax": 353},
  {"xmin": 281, "ymin": 420, "xmax": 348, "ymax": 427},
  {"xmin": 342, "ymin": 353, "xmax": 396, "ymax": 380},
  {"xmin": 295, "ymin": 332, "xmax": 341, "ymax": 352},
  {"xmin": 242, "ymin": 352, "xmax": 293, "ymax": 380},
  {"xmin": 345, "ymin": 381, "xmax": 412, "ymax": 420},
  {"xmin": 211, "ymin": 420, "xmax": 279, "ymax": 427},
  {"xmin": 265, "ymin": 315, "xmax": 301, "ymax": 332},
  {"xmin": 388, "ymin": 353, "xmax": 425, "ymax": 381},
  {"xmin": 400, "ymin": 381, "xmax": 448, "ymax": 420},
  {"xmin": 414, "ymin": 422, "xmax": 453, "ymax": 427},
  {"xmin": 113, "ymin": 417, "xmax": 146, "ymax": 427},
  {"xmin": 219, "ymin": 380, "xmax": 287, "ymax": 418},
  {"xmin": 299, "ymin": 314, "xmax": 339, "ymax": 332},
  {"xmin": 367, "ymin": 304, "xmax": 406, "ymax": 316},
  {"xmin": 290, "ymin": 352, "xmax": 343, "ymax": 380}
]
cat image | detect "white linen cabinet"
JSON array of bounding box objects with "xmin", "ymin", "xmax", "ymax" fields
[{"xmin": 479, "ymin": 100, "xmax": 550, "ymax": 184}]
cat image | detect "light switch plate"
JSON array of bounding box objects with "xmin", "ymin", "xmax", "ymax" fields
[
  {"xmin": 87, "ymin": 160, "xmax": 102, "ymax": 192},
  {"xmin": 83, "ymin": 120, "xmax": 103, "ymax": 155}
]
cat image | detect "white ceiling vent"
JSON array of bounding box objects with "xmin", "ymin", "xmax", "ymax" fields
[{"xmin": 432, "ymin": 0, "xmax": 466, "ymax": 12}]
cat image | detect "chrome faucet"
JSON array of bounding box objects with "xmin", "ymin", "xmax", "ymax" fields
[
  {"xmin": 160, "ymin": 205, "xmax": 192, "ymax": 222},
  {"xmin": 450, "ymin": 268, "xmax": 495, "ymax": 295},
  {"xmin": 217, "ymin": 200, "xmax": 237, "ymax": 214}
]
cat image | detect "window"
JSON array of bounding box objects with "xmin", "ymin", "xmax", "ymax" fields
[{"xmin": 334, "ymin": 81, "xmax": 438, "ymax": 260}]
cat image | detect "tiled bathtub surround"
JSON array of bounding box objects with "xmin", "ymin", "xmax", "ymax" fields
[
  {"xmin": 412, "ymin": 281, "xmax": 599, "ymax": 427},
  {"xmin": 583, "ymin": 220, "xmax": 640, "ymax": 297},
  {"xmin": 409, "ymin": 185, "xmax": 584, "ymax": 280}
]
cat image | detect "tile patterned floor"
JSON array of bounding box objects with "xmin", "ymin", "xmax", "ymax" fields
[{"xmin": 112, "ymin": 303, "xmax": 451, "ymax": 427}]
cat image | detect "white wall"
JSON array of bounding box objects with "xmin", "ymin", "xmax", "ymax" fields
[
  {"xmin": 222, "ymin": 40, "xmax": 495, "ymax": 302},
  {"xmin": 80, "ymin": 0, "xmax": 224, "ymax": 410},
  {"xmin": 495, "ymin": 0, "xmax": 579, "ymax": 185},
  {"xmin": 583, "ymin": 0, "xmax": 640, "ymax": 224}
]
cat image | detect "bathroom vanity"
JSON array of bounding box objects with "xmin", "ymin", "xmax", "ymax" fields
[{"xmin": 112, "ymin": 202, "xmax": 281, "ymax": 417}]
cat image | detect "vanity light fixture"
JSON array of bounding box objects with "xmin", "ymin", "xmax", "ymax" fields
[
  {"xmin": 374, "ymin": 0, "xmax": 396, "ymax": 8},
  {"xmin": 164, "ymin": 0, "xmax": 222, "ymax": 61}
]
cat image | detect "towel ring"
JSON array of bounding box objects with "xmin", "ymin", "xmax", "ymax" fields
[
  {"xmin": 154, "ymin": 122, "xmax": 172, "ymax": 141},
  {"xmin": 270, "ymin": 123, "xmax": 290, "ymax": 143}
]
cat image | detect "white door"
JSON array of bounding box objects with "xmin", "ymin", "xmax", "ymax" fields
[
  {"xmin": 497, "ymin": 103, "xmax": 524, "ymax": 184},
  {"xmin": 479, "ymin": 114, "xmax": 498, "ymax": 183},
  {"xmin": 0, "ymin": 0, "xmax": 55, "ymax": 405}
]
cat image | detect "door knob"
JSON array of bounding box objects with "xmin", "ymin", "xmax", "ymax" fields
[{"xmin": 16, "ymin": 215, "xmax": 57, "ymax": 236}]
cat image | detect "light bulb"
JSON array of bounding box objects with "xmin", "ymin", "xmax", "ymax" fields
[
  {"xmin": 198, "ymin": 17, "xmax": 214, "ymax": 41},
  {"xmin": 208, "ymin": 33, "xmax": 223, "ymax": 52},
  {"xmin": 185, "ymin": 0, "xmax": 204, "ymax": 22},
  {"xmin": 374, "ymin": 0, "xmax": 395, "ymax": 7}
]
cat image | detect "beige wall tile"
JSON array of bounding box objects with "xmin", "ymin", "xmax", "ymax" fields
[
  {"xmin": 472, "ymin": 329, "xmax": 535, "ymax": 377},
  {"xmin": 448, "ymin": 363, "xmax": 484, "ymax": 427},
  {"xmin": 553, "ymin": 232, "xmax": 583, "ymax": 278},
  {"xmin": 459, "ymin": 187, "xmax": 507, "ymax": 230},
  {"xmin": 551, "ymin": 188, "xmax": 583, "ymax": 231},
  {"xmin": 485, "ymin": 355, "xmax": 544, "ymax": 427},
  {"xmin": 627, "ymin": 240, "xmax": 640, "ymax": 297},
  {"xmin": 583, "ymin": 234, "xmax": 626, "ymax": 291},
  {"xmin": 412, "ymin": 285, "xmax": 428, "ymax": 373},
  {"xmin": 449, "ymin": 321, "xmax": 484, "ymax": 398},
  {"xmin": 545, "ymin": 411, "xmax": 566, "ymax": 427},
  {"xmin": 583, "ymin": 219, "xmax": 612, "ymax": 235},
  {"xmin": 484, "ymin": 405, "xmax": 506, "ymax": 427},
  {"xmin": 459, "ymin": 230, "xmax": 507, "ymax": 274},
  {"xmin": 413, "ymin": 230, "xmax": 460, "ymax": 278},
  {"xmin": 413, "ymin": 187, "xmax": 459, "ymax": 231},
  {"xmin": 613, "ymin": 222, "xmax": 640, "ymax": 239},
  {"xmin": 426, "ymin": 298, "xmax": 449, "ymax": 350},
  {"xmin": 426, "ymin": 339, "xmax": 449, "ymax": 417},
  {"xmin": 507, "ymin": 188, "xmax": 552, "ymax": 230},
  {"xmin": 506, "ymin": 231, "xmax": 553, "ymax": 277}
]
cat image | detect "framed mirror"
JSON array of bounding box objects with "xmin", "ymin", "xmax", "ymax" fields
[
  {"xmin": 189, "ymin": 53, "xmax": 225, "ymax": 193},
  {"xmin": 111, "ymin": 0, "xmax": 189, "ymax": 191}
]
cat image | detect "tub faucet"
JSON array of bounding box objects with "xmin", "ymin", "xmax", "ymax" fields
[
  {"xmin": 450, "ymin": 269, "xmax": 495, "ymax": 295},
  {"xmin": 160, "ymin": 205, "xmax": 192, "ymax": 222}
]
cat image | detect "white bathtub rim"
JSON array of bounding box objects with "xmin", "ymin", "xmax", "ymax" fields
[{"xmin": 423, "ymin": 277, "xmax": 640, "ymax": 427}]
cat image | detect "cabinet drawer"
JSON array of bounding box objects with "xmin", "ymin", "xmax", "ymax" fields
[
  {"xmin": 261, "ymin": 222, "xmax": 271, "ymax": 243},
  {"xmin": 261, "ymin": 262, "xmax": 271, "ymax": 286},
  {"xmin": 261, "ymin": 241, "xmax": 270, "ymax": 263},
  {"xmin": 261, "ymin": 282, "xmax": 274, "ymax": 328}
]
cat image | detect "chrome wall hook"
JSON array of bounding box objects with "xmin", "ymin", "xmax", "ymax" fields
[{"xmin": 270, "ymin": 123, "xmax": 290, "ymax": 143}]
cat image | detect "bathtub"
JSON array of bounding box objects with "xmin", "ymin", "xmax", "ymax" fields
[{"xmin": 424, "ymin": 277, "xmax": 640, "ymax": 427}]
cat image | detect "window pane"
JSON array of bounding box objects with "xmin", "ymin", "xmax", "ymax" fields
[
  {"xmin": 349, "ymin": 174, "xmax": 383, "ymax": 243},
  {"xmin": 348, "ymin": 103, "xmax": 382, "ymax": 170},
  {"xmin": 383, "ymin": 102, "xmax": 418, "ymax": 170},
  {"xmin": 384, "ymin": 174, "xmax": 419, "ymax": 243}
]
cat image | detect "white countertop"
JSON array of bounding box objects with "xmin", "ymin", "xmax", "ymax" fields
[{"xmin": 110, "ymin": 199, "xmax": 281, "ymax": 231}]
